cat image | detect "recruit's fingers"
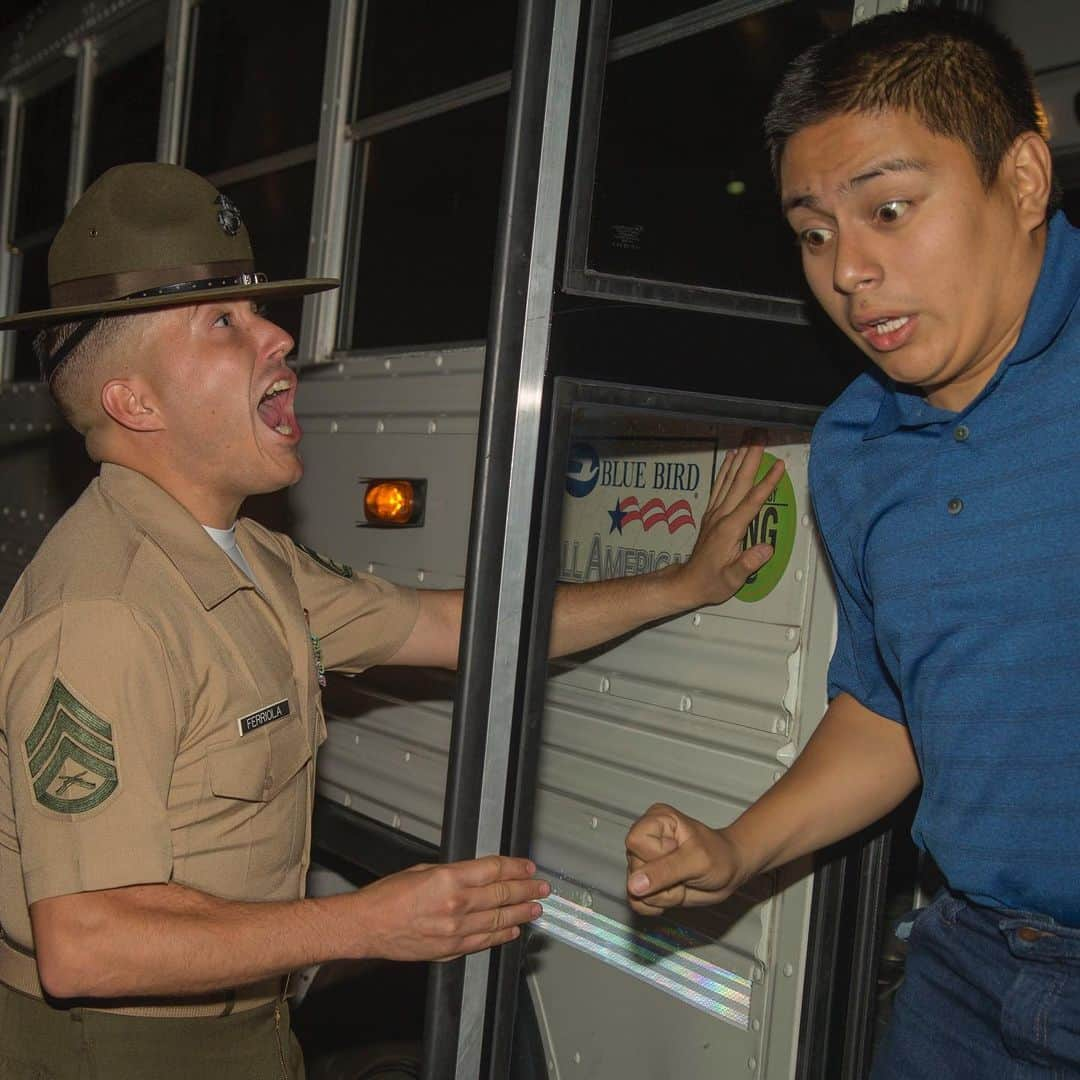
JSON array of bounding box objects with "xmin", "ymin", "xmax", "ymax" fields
[
  {"xmin": 709, "ymin": 444, "xmax": 748, "ymax": 507},
  {"xmin": 710, "ymin": 443, "xmax": 764, "ymax": 516}
]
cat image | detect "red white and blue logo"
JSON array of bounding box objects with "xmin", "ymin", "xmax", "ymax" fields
[{"xmin": 608, "ymin": 496, "xmax": 695, "ymax": 535}]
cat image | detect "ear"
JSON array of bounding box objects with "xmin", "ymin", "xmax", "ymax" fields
[
  {"xmin": 100, "ymin": 378, "xmax": 166, "ymax": 433},
  {"xmin": 1004, "ymin": 132, "xmax": 1053, "ymax": 230}
]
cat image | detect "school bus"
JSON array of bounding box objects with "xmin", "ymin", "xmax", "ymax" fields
[{"xmin": 2, "ymin": 1, "xmax": 1079, "ymax": 1077}]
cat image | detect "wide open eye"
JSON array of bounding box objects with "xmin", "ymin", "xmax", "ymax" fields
[
  {"xmin": 874, "ymin": 200, "xmax": 910, "ymax": 224},
  {"xmin": 799, "ymin": 226, "xmax": 835, "ymax": 250}
]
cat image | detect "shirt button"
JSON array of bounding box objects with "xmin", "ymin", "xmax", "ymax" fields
[
  {"xmin": 947, "ymin": 497, "xmax": 964, "ymax": 515},
  {"xmin": 954, "ymin": 424, "xmax": 970, "ymax": 442},
  {"xmin": 1017, "ymin": 926, "xmax": 1053, "ymax": 942}
]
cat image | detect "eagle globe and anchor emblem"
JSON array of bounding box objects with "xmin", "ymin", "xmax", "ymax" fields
[{"xmin": 215, "ymin": 193, "xmax": 243, "ymax": 237}]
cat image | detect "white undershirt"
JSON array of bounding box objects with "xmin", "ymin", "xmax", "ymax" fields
[{"xmin": 202, "ymin": 523, "xmax": 258, "ymax": 584}]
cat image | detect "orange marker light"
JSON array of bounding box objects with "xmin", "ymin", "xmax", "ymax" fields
[{"xmin": 364, "ymin": 480, "xmax": 416, "ymax": 525}]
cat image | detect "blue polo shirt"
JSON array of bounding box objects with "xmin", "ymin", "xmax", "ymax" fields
[{"xmin": 809, "ymin": 212, "xmax": 1080, "ymax": 925}]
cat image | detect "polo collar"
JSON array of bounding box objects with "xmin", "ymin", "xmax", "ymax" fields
[
  {"xmin": 98, "ymin": 463, "xmax": 255, "ymax": 609},
  {"xmin": 863, "ymin": 212, "xmax": 1080, "ymax": 441}
]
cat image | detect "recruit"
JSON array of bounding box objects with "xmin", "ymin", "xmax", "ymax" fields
[
  {"xmin": 625, "ymin": 9, "xmax": 1080, "ymax": 1078},
  {"xmin": 0, "ymin": 162, "xmax": 783, "ymax": 1077}
]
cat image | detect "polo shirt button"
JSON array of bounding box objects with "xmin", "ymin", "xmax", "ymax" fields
[
  {"xmin": 954, "ymin": 424, "xmax": 970, "ymax": 442},
  {"xmin": 947, "ymin": 497, "xmax": 964, "ymax": 515},
  {"xmin": 1017, "ymin": 926, "xmax": 1053, "ymax": 942}
]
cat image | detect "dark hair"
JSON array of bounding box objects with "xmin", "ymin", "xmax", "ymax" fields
[{"xmin": 765, "ymin": 9, "xmax": 1057, "ymax": 208}]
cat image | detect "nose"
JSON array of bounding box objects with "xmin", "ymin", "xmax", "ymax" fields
[
  {"xmin": 832, "ymin": 229, "xmax": 882, "ymax": 296},
  {"xmin": 260, "ymin": 314, "xmax": 295, "ymax": 360}
]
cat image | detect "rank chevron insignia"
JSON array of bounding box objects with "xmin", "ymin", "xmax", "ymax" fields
[
  {"xmin": 25, "ymin": 680, "xmax": 119, "ymax": 813},
  {"xmin": 295, "ymin": 541, "xmax": 354, "ymax": 579}
]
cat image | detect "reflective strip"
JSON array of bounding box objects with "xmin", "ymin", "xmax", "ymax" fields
[{"xmin": 534, "ymin": 893, "xmax": 753, "ymax": 1029}]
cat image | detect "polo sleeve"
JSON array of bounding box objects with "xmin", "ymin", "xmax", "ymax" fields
[
  {"xmin": 809, "ymin": 456, "xmax": 906, "ymax": 725},
  {"xmin": 282, "ymin": 539, "xmax": 419, "ymax": 673},
  {"xmin": 1, "ymin": 600, "xmax": 177, "ymax": 904}
]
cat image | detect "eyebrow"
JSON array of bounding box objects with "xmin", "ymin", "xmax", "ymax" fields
[{"xmin": 782, "ymin": 157, "xmax": 930, "ymax": 215}]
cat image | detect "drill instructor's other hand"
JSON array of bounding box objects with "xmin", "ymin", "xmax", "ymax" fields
[
  {"xmin": 354, "ymin": 855, "xmax": 548, "ymax": 962},
  {"xmin": 674, "ymin": 439, "xmax": 785, "ymax": 609},
  {"xmin": 625, "ymin": 804, "xmax": 743, "ymax": 916}
]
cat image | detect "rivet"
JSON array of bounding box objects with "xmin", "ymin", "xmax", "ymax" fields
[
  {"xmin": 589, "ymin": 816, "xmax": 598, "ymax": 829},
  {"xmin": 783, "ymin": 962, "xmax": 794, "ymax": 977},
  {"xmin": 573, "ymin": 1052, "xmax": 582, "ymax": 1065},
  {"xmin": 403, "ymin": 751, "xmax": 411, "ymax": 762},
  {"xmin": 354, "ymin": 734, "xmax": 360, "ymax": 745},
  {"xmin": 679, "ymin": 695, "xmax": 693, "ymax": 712},
  {"xmin": 583, "ymin": 892, "xmax": 593, "ymax": 907},
  {"xmin": 427, "ymin": 420, "xmax": 437, "ymax": 434},
  {"xmin": 376, "ymin": 420, "xmax": 385, "ymax": 433},
  {"xmin": 599, "ymin": 676, "xmax": 610, "ymax": 693},
  {"xmin": 752, "ymin": 963, "xmax": 765, "ymax": 981},
  {"xmin": 417, "ymin": 570, "xmax": 425, "ymax": 582},
  {"xmin": 776, "ymin": 716, "xmax": 788, "ymax": 735},
  {"xmin": 785, "ymin": 627, "xmax": 796, "ymax": 641},
  {"xmin": 751, "ymin": 1019, "xmax": 761, "ymax": 1032},
  {"xmin": 343, "ymin": 793, "xmax": 352, "ymax": 807},
  {"xmin": 336, "ymin": 362, "xmax": 345, "ymax": 374},
  {"xmin": 19, "ymin": 509, "xmax": 27, "ymax": 519},
  {"xmin": 434, "ymin": 354, "xmax": 444, "ymax": 368},
  {"xmin": 367, "ymin": 562, "xmax": 375, "ymax": 574},
  {"xmin": 392, "ymin": 813, "xmax": 401, "ymax": 828},
  {"xmin": 36, "ymin": 512, "xmax": 45, "ymax": 522},
  {"xmin": 748, "ymin": 1058, "xmax": 757, "ymax": 1072},
  {"xmin": 329, "ymin": 420, "xmax": 339, "ymax": 433},
  {"xmin": 801, "ymin": 514, "xmax": 810, "ymax": 527},
  {"xmin": 691, "ymin": 613, "xmax": 701, "ymax": 627},
  {"xmin": 795, "ymin": 568, "xmax": 804, "ymax": 581},
  {"xmin": 773, "ymin": 770, "xmax": 783, "ymax": 782},
  {"xmin": 383, "ymin": 358, "xmax": 392, "ymax": 370}
]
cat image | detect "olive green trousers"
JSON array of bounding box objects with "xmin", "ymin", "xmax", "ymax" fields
[{"xmin": 0, "ymin": 983, "xmax": 305, "ymax": 1079}]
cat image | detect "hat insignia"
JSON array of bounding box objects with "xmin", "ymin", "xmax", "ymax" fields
[{"xmin": 215, "ymin": 193, "xmax": 242, "ymax": 237}]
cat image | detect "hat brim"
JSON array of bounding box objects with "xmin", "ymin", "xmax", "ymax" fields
[{"xmin": 0, "ymin": 277, "xmax": 340, "ymax": 331}]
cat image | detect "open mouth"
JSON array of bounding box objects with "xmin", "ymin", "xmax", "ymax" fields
[
  {"xmin": 857, "ymin": 314, "xmax": 916, "ymax": 351},
  {"xmin": 257, "ymin": 377, "xmax": 300, "ymax": 438}
]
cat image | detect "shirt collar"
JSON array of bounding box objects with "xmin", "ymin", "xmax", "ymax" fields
[
  {"xmin": 99, "ymin": 463, "xmax": 254, "ymax": 609},
  {"xmin": 864, "ymin": 212, "xmax": 1080, "ymax": 441}
]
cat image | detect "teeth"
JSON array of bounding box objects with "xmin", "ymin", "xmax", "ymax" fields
[
  {"xmin": 869, "ymin": 316, "xmax": 909, "ymax": 335},
  {"xmin": 262, "ymin": 379, "xmax": 291, "ymax": 401},
  {"xmin": 274, "ymin": 424, "xmax": 293, "ymax": 436}
]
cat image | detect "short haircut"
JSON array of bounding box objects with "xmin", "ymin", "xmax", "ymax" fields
[
  {"xmin": 34, "ymin": 314, "xmax": 143, "ymax": 435},
  {"xmin": 765, "ymin": 9, "xmax": 1057, "ymax": 207}
]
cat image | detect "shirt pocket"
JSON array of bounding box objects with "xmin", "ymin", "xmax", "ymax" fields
[{"xmin": 208, "ymin": 720, "xmax": 312, "ymax": 803}]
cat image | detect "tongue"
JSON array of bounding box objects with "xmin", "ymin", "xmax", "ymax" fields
[{"xmin": 258, "ymin": 395, "xmax": 297, "ymax": 433}]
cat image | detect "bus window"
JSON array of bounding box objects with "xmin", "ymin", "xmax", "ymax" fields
[
  {"xmin": 566, "ymin": 0, "xmax": 852, "ymax": 322},
  {"xmin": 10, "ymin": 70, "xmax": 74, "ymax": 381},
  {"xmin": 88, "ymin": 41, "xmax": 164, "ymax": 183},
  {"xmin": 343, "ymin": 93, "xmax": 509, "ymax": 350},
  {"xmin": 355, "ymin": 0, "xmax": 518, "ymax": 118},
  {"xmin": 183, "ymin": 0, "xmax": 330, "ymax": 346}
]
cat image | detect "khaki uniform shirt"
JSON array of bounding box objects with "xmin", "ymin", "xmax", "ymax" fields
[{"xmin": 0, "ymin": 463, "xmax": 418, "ymax": 960}]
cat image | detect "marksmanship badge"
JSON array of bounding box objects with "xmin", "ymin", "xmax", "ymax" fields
[
  {"xmin": 296, "ymin": 541, "xmax": 354, "ymax": 579},
  {"xmin": 215, "ymin": 193, "xmax": 242, "ymax": 237},
  {"xmin": 25, "ymin": 679, "xmax": 119, "ymax": 814}
]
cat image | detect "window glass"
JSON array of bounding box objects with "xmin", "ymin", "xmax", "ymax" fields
[
  {"xmin": 13, "ymin": 77, "xmax": 74, "ymax": 243},
  {"xmin": 184, "ymin": 0, "xmax": 330, "ymax": 174},
  {"xmin": 586, "ymin": 0, "xmax": 852, "ymax": 302},
  {"xmin": 220, "ymin": 161, "xmax": 317, "ymax": 347},
  {"xmin": 345, "ymin": 94, "xmax": 508, "ymax": 349},
  {"xmin": 88, "ymin": 43, "xmax": 164, "ymax": 185},
  {"xmin": 355, "ymin": 1, "xmax": 518, "ymax": 118}
]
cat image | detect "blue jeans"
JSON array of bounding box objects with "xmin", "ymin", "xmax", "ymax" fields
[{"xmin": 872, "ymin": 891, "xmax": 1080, "ymax": 1079}]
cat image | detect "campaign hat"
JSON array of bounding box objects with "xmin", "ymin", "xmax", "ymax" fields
[{"xmin": 0, "ymin": 162, "xmax": 338, "ymax": 333}]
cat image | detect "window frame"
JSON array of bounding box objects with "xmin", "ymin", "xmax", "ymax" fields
[{"xmin": 562, "ymin": 0, "xmax": 854, "ymax": 327}]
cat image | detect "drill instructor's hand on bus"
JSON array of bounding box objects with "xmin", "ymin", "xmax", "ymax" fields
[
  {"xmin": 675, "ymin": 437, "xmax": 786, "ymax": 608},
  {"xmin": 625, "ymin": 694, "xmax": 922, "ymax": 916}
]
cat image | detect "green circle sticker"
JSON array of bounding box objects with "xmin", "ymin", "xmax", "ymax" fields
[{"xmin": 735, "ymin": 452, "xmax": 796, "ymax": 603}]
